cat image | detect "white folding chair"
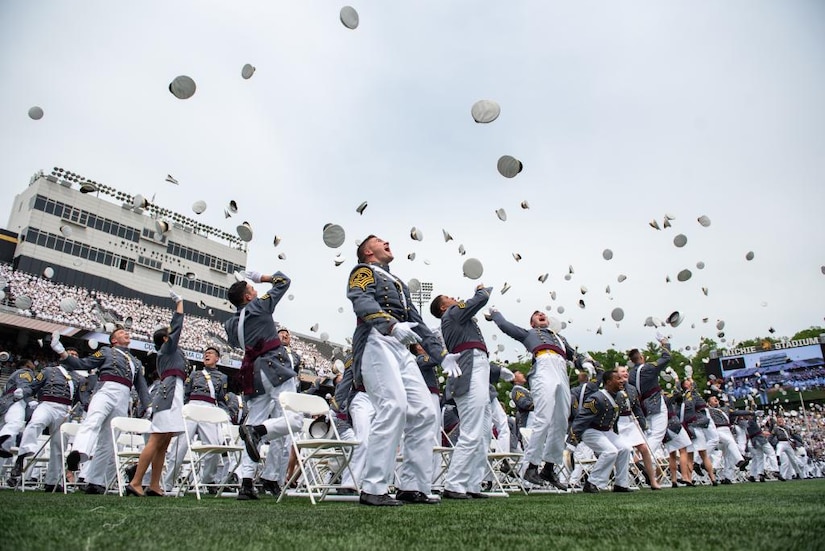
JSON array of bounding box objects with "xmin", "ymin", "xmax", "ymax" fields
[
  {"xmin": 60, "ymin": 422, "xmax": 83, "ymax": 493},
  {"xmin": 487, "ymin": 438, "xmax": 527, "ymax": 495},
  {"xmin": 277, "ymin": 392, "xmax": 360, "ymax": 504},
  {"xmin": 110, "ymin": 417, "xmax": 151, "ymax": 497},
  {"xmin": 431, "ymin": 428, "xmax": 455, "ymax": 492},
  {"xmin": 180, "ymin": 404, "xmax": 244, "ymax": 499},
  {"xmin": 18, "ymin": 435, "xmax": 52, "ymax": 492}
]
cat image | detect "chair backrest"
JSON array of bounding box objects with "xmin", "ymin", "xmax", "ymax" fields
[
  {"xmin": 111, "ymin": 417, "xmax": 152, "ymax": 434},
  {"xmin": 182, "ymin": 403, "xmax": 231, "ymax": 425},
  {"xmin": 279, "ymin": 392, "xmax": 328, "ymax": 416},
  {"xmin": 61, "ymin": 422, "xmax": 82, "ymax": 437}
]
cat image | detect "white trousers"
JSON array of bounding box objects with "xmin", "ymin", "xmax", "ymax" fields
[
  {"xmin": 0, "ymin": 401, "xmax": 27, "ymax": 450},
  {"xmin": 749, "ymin": 440, "xmax": 776, "ymax": 476},
  {"xmin": 75, "ymin": 382, "xmax": 130, "ymax": 487},
  {"xmin": 18, "ymin": 401, "xmax": 70, "ymax": 485},
  {"xmin": 240, "ymin": 375, "xmax": 302, "ymax": 479},
  {"xmin": 341, "ymin": 391, "xmax": 375, "ymax": 489},
  {"xmin": 445, "ymin": 351, "xmax": 491, "ymax": 494},
  {"xmin": 581, "ymin": 429, "xmax": 631, "ymax": 489},
  {"xmin": 777, "ymin": 441, "xmax": 804, "ymax": 479},
  {"xmin": 524, "ymin": 353, "xmax": 570, "ymax": 466},
  {"xmin": 361, "ymin": 329, "xmax": 436, "ymax": 496},
  {"xmin": 430, "ymin": 392, "xmax": 443, "ymax": 482},
  {"xmin": 491, "ymin": 398, "xmax": 510, "ymax": 453},
  {"xmin": 715, "ymin": 426, "xmax": 744, "ymax": 480}
]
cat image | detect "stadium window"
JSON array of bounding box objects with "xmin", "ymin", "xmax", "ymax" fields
[
  {"xmin": 127, "ymin": 260, "xmax": 134, "ymax": 272},
  {"xmin": 117, "ymin": 225, "xmax": 125, "ymax": 238},
  {"xmin": 43, "ymin": 200, "xmax": 56, "ymax": 215},
  {"xmin": 34, "ymin": 195, "xmax": 46, "ymax": 210},
  {"xmin": 55, "ymin": 236, "xmax": 65, "ymax": 251},
  {"xmin": 71, "ymin": 242, "xmax": 81, "ymax": 256},
  {"xmin": 102, "ymin": 219, "xmax": 111, "ymax": 234},
  {"xmin": 104, "ymin": 251, "xmax": 113, "ymax": 266},
  {"xmin": 37, "ymin": 232, "xmax": 48, "ymax": 247},
  {"xmin": 119, "ymin": 257, "xmax": 128, "ymax": 271}
]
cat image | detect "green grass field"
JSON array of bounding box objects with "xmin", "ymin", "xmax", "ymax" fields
[{"xmin": 3, "ymin": 480, "xmax": 824, "ymax": 551}]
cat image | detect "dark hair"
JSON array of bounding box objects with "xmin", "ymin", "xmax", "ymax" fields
[
  {"xmin": 602, "ymin": 369, "xmax": 618, "ymax": 384},
  {"xmin": 628, "ymin": 348, "xmax": 641, "ymax": 362},
  {"xmin": 204, "ymin": 346, "xmax": 221, "ymax": 357},
  {"xmin": 153, "ymin": 326, "xmax": 169, "ymax": 351},
  {"xmin": 227, "ymin": 280, "xmax": 248, "ymax": 307},
  {"xmin": 429, "ymin": 295, "xmax": 445, "ymax": 319},
  {"xmin": 356, "ymin": 235, "xmax": 377, "ymax": 263}
]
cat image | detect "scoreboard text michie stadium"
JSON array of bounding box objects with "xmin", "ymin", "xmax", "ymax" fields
[{"xmin": 721, "ymin": 338, "xmax": 822, "ymax": 358}]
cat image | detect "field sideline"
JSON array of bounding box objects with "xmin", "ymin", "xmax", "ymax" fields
[{"xmin": 3, "ymin": 480, "xmax": 824, "ymax": 551}]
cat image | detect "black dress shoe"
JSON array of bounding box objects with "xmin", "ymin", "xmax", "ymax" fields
[
  {"xmin": 540, "ymin": 464, "xmax": 568, "ymax": 491},
  {"xmin": 66, "ymin": 450, "xmax": 81, "ymax": 472},
  {"xmin": 467, "ymin": 492, "xmax": 489, "ymax": 499},
  {"xmin": 441, "ymin": 490, "xmax": 470, "ymax": 500},
  {"xmin": 612, "ymin": 485, "xmax": 635, "ymax": 493},
  {"xmin": 85, "ymin": 483, "xmax": 106, "ymax": 495},
  {"xmin": 720, "ymin": 478, "xmax": 733, "ymax": 485},
  {"xmin": 582, "ymin": 481, "xmax": 600, "ymax": 494},
  {"xmin": 239, "ymin": 425, "xmax": 262, "ymax": 463},
  {"xmin": 736, "ymin": 459, "xmax": 749, "ymax": 470},
  {"xmin": 124, "ymin": 484, "xmax": 143, "ymax": 497},
  {"xmin": 237, "ymin": 486, "xmax": 259, "ymax": 501},
  {"xmin": 359, "ymin": 492, "xmax": 404, "ymax": 506},
  {"xmin": 395, "ymin": 490, "xmax": 439, "ymax": 504},
  {"xmin": 522, "ymin": 467, "xmax": 546, "ymax": 486},
  {"xmin": 44, "ymin": 484, "xmax": 64, "ymax": 493},
  {"xmin": 260, "ymin": 479, "xmax": 282, "ymax": 496}
]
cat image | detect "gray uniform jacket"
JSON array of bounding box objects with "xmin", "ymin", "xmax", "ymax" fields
[
  {"xmin": 571, "ymin": 389, "xmax": 621, "ymax": 443},
  {"xmin": 627, "ymin": 345, "xmax": 672, "ymax": 416},
  {"xmin": 416, "ymin": 353, "xmax": 440, "ymax": 394},
  {"xmin": 0, "ymin": 367, "xmax": 39, "ymax": 416},
  {"xmin": 347, "ymin": 262, "xmax": 444, "ymax": 388},
  {"xmin": 617, "ymin": 384, "xmax": 647, "ymax": 431},
  {"xmin": 490, "ymin": 311, "xmax": 577, "ymax": 381},
  {"xmin": 154, "ymin": 310, "xmax": 188, "ymax": 413},
  {"xmin": 63, "ymin": 346, "xmax": 150, "ymax": 412},
  {"xmin": 225, "ymin": 272, "xmax": 297, "ymax": 396},
  {"xmin": 185, "ymin": 367, "xmax": 228, "ymax": 407},
  {"xmin": 441, "ymin": 286, "xmax": 491, "ymax": 399},
  {"xmin": 31, "ymin": 365, "xmax": 85, "ymax": 406}
]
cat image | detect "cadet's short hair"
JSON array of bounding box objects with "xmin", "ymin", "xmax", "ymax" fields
[
  {"xmin": 204, "ymin": 346, "xmax": 221, "ymax": 357},
  {"xmin": 227, "ymin": 280, "xmax": 248, "ymax": 307},
  {"xmin": 602, "ymin": 369, "xmax": 619, "ymax": 384},
  {"xmin": 153, "ymin": 326, "xmax": 169, "ymax": 351},
  {"xmin": 429, "ymin": 295, "xmax": 446, "ymax": 319},
  {"xmin": 628, "ymin": 348, "xmax": 641, "ymax": 362},
  {"xmin": 356, "ymin": 235, "xmax": 377, "ymax": 263}
]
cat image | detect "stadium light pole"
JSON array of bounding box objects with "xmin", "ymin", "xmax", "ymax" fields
[{"xmin": 411, "ymin": 282, "xmax": 433, "ymax": 317}]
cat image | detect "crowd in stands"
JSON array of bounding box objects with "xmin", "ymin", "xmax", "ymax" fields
[{"xmin": 0, "ymin": 264, "xmax": 333, "ymax": 374}]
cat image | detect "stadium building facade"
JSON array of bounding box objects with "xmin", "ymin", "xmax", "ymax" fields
[{"xmin": 6, "ymin": 167, "xmax": 247, "ymax": 319}]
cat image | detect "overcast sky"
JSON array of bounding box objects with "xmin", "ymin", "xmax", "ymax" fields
[{"xmin": 1, "ymin": 1, "xmax": 824, "ymax": 362}]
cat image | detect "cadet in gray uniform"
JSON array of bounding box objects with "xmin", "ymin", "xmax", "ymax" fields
[
  {"xmin": 489, "ymin": 309, "xmax": 579, "ymax": 489},
  {"xmin": 336, "ymin": 353, "xmax": 371, "ymax": 493},
  {"xmin": 570, "ymin": 369, "xmax": 634, "ymax": 493},
  {"xmin": 616, "ymin": 365, "xmax": 660, "ymax": 489},
  {"xmin": 225, "ymin": 270, "xmax": 303, "ymax": 500},
  {"xmin": 347, "ymin": 235, "xmax": 443, "ymax": 506},
  {"xmin": 772, "ymin": 416, "xmax": 804, "ymax": 480},
  {"xmin": 127, "ymin": 291, "xmax": 188, "ymax": 497},
  {"xmin": 9, "ymin": 352, "xmax": 85, "ymax": 490},
  {"xmin": 0, "ymin": 359, "xmax": 39, "ymax": 458},
  {"xmin": 412, "ymin": 343, "xmax": 444, "ymax": 487},
  {"xmin": 510, "ymin": 371, "xmax": 534, "ymax": 443},
  {"xmin": 431, "ymin": 284, "xmax": 492, "ymax": 499},
  {"xmin": 52, "ymin": 326, "xmax": 151, "ymax": 494},
  {"xmin": 627, "ymin": 338, "xmax": 672, "ymax": 458},
  {"xmin": 164, "ymin": 345, "xmax": 229, "ymax": 492},
  {"xmin": 706, "ymin": 395, "xmax": 747, "ymax": 484}
]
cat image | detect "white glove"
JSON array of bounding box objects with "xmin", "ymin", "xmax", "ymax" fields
[
  {"xmin": 169, "ymin": 289, "xmax": 183, "ymax": 303},
  {"xmin": 242, "ymin": 270, "xmax": 263, "ymax": 283},
  {"xmin": 499, "ymin": 366, "xmax": 515, "ymax": 382},
  {"xmin": 28, "ymin": 400, "xmax": 39, "ymax": 409},
  {"xmin": 390, "ymin": 322, "xmax": 421, "ymax": 345},
  {"xmin": 13, "ymin": 388, "xmax": 24, "ymax": 401},
  {"xmin": 483, "ymin": 308, "xmax": 497, "ymax": 321},
  {"xmin": 441, "ymin": 353, "xmax": 462, "ymax": 378},
  {"xmin": 50, "ymin": 333, "xmax": 66, "ymax": 356}
]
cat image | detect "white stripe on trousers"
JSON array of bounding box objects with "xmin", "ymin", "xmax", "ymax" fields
[
  {"xmin": 360, "ymin": 328, "xmax": 436, "ymax": 496},
  {"xmin": 341, "ymin": 391, "xmax": 375, "ymax": 489}
]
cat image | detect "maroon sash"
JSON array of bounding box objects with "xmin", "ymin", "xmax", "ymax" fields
[{"xmin": 239, "ymin": 338, "xmax": 282, "ymax": 395}]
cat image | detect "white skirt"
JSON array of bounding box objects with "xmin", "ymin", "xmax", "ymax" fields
[
  {"xmin": 665, "ymin": 427, "xmax": 691, "ymax": 453},
  {"xmin": 151, "ymin": 378, "xmax": 185, "ymax": 434},
  {"xmin": 618, "ymin": 416, "xmax": 645, "ymax": 447},
  {"xmin": 686, "ymin": 425, "xmax": 708, "ymax": 453}
]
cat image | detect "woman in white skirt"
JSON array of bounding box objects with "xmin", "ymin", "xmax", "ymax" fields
[
  {"xmin": 127, "ymin": 291, "xmax": 187, "ymax": 497},
  {"xmin": 664, "ymin": 386, "xmax": 694, "ymax": 487}
]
